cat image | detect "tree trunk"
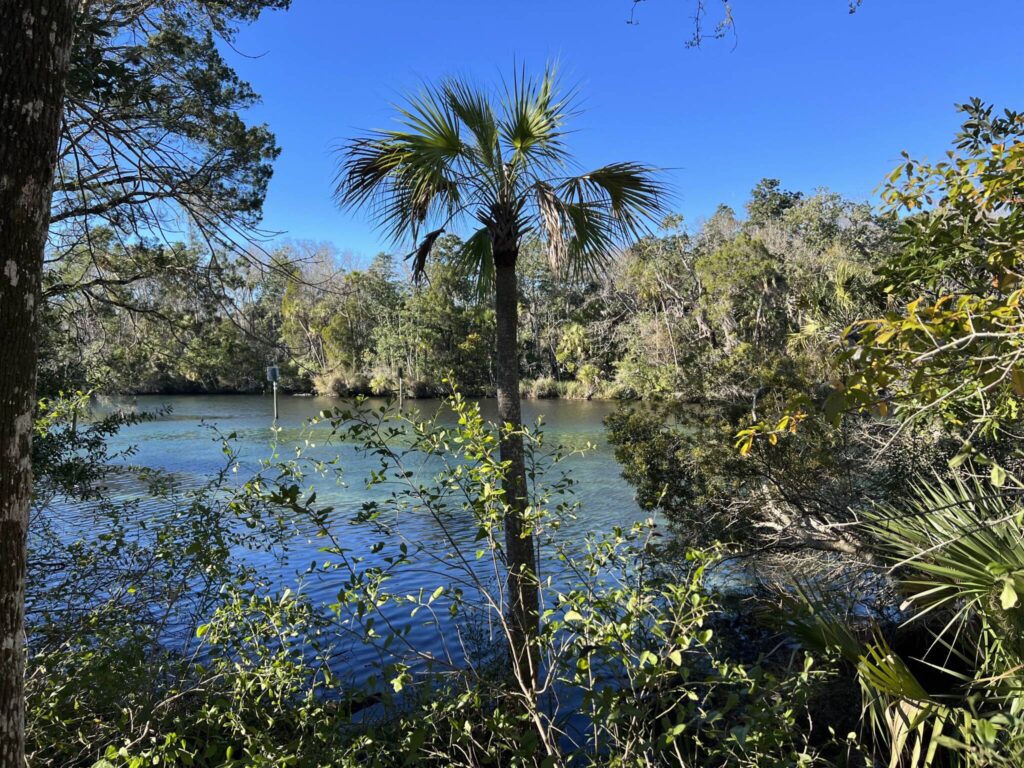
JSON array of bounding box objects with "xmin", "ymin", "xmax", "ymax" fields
[
  {"xmin": 1, "ymin": 2, "xmax": 77, "ymax": 763},
  {"xmin": 493, "ymin": 254, "xmax": 539, "ymax": 690}
]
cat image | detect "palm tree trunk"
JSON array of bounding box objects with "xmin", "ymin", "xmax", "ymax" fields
[
  {"xmin": 0, "ymin": 2, "xmax": 77, "ymax": 763},
  {"xmin": 493, "ymin": 255, "xmax": 539, "ymax": 689}
]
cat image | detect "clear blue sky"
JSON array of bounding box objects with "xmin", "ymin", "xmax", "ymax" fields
[{"xmin": 228, "ymin": 0, "xmax": 1024, "ymax": 263}]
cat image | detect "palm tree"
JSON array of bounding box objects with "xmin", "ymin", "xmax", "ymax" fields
[{"xmin": 334, "ymin": 66, "xmax": 667, "ymax": 687}]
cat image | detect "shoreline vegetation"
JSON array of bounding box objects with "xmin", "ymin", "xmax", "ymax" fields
[
  {"xmin": 96, "ymin": 377, "xmax": 667, "ymax": 401},
  {"xmin": 42, "ymin": 180, "xmax": 879, "ymax": 408}
]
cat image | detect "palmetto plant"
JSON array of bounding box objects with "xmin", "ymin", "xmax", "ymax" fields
[
  {"xmin": 789, "ymin": 477, "xmax": 1024, "ymax": 767},
  {"xmin": 333, "ymin": 66, "xmax": 667, "ymax": 689}
]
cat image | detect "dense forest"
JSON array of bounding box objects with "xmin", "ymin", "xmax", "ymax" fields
[
  {"xmin": 4, "ymin": 1, "xmax": 1024, "ymax": 767},
  {"xmin": 39, "ymin": 178, "xmax": 885, "ymax": 404}
]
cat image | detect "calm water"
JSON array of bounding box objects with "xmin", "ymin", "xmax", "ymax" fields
[
  {"xmin": 100, "ymin": 394, "xmax": 641, "ymax": 527},
  {"xmin": 84, "ymin": 394, "xmax": 648, "ymax": 679}
]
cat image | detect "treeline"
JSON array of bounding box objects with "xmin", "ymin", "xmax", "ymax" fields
[{"xmin": 40, "ymin": 178, "xmax": 893, "ymax": 402}]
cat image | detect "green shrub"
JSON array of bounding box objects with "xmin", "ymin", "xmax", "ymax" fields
[
  {"xmin": 29, "ymin": 390, "xmax": 849, "ymax": 767},
  {"xmin": 529, "ymin": 376, "xmax": 561, "ymax": 398},
  {"xmin": 313, "ymin": 372, "xmax": 347, "ymax": 396},
  {"xmin": 407, "ymin": 378, "xmax": 435, "ymax": 398},
  {"xmin": 347, "ymin": 373, "xmax": 372, "ymax": 395},
  {"xmin": 563, "ymin": 379, "xmax": 589, "ymax": 399},
  {"xmin": 369, "ymin": 372, "xmax": 394, "ymax": 396},
  {"xmin": 313, "ymin": 372, "xmax": 373, "ymax": 397},
  {"xmin": 27, "ymin": 395, "xmax": 303, "ymax": 766},
  {"xmin": 305, "ymin": 393, "xmax": 843, "ymax": 767}
]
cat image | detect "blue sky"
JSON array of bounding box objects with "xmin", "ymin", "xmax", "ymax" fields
[{"xmin": 229, "ymin": 0, "xmax": 1024, "ymax": 263}]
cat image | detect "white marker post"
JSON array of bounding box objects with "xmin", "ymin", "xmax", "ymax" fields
[{"xmin": 266, "ymin": 365, "xmax": 280, "ymax": 422}]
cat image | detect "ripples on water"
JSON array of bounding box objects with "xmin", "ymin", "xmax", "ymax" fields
[{"xmin": 69, "ymin": 394, "xmax": 649, "ymax": 680}]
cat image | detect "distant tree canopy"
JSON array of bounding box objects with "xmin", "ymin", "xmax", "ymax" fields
[
  {"xmin": 48, "ymin": 0, "xmax": 289, "ymax": 312},
  {"xmin": 39, "ymin": 0, "xmax": 294, "ymax": 395},
  {"xmin": 39, "ymin": 176, "xmax": 896, "ymax": 411}
]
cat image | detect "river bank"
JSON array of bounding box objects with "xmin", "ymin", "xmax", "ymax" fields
[{"xmin": 88, "ymin": 376, "xmax": 685, "ymax": 403}]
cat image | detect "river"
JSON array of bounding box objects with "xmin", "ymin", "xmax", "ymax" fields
[
  {"xmin": 100, "ymin": 393, "xmax": 642, "ymax": 530},
  {"xmin": 82, "ymin": 393, "xmax": 649, "ymax": 680}
]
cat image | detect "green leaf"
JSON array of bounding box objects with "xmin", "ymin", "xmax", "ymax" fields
[
  {"xmin": 991, "ymin": 463, "xmax": 1007, "ymax": 488},
  {"xmin": 1001, "ymin": 578, "xmax": 1018, "ymax": 610},
  {"xmin": 948, "ymin": 449, "xmax": 971, "ymax": 469}
]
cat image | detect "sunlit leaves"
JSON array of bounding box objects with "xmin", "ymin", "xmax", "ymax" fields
[{"xmin": 738, "ymin": 102, "xmax": 1024, "ymax": 476}]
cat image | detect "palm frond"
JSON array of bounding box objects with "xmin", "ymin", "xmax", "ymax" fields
[
  {"xmin": 406, "ymin": 227, "xmax": 446, "ymax": 284},
  {"xmin": 332, "ymin": 135, "xmax": 404, "ymax": 211},
  {"xmin": 500, "ymin": 65, "xmax": 572, "ymax": 172},
  {"xmin": 534, "ymin": 181, "xmax": 567, "ymax": 271},
  {"xmin": 783, "ymin": 582, "xmax": 948, "ymax": 768},
  {"xmin": 394, "ymin": 85, "xmax": 463, "ymax": 155},
  {"xmin": 443, "ymin": 78, "xmax": 500, "ymax": 173},
  {"xmin": 561, "ymin": 162, "xmax": 668, "ymax": 239},
  {"xmin": 864, "ymin": 476, "xmax": 1024, "ymax": 684},
  {"xmin": 788, "ymin": 476, "xmax": 1024, "ymax": 766},
  {"xmin": 535, "ymin": 192, "xmax": 652, "ymax": 280},
  {"xmin": 335, "ymin": 67, "xmax": 669, "ymax": 286},
  {"xmin": 333, "ymin": 86, "xmax": 469, "ymax": 242},
  {"xmin": 454, "ymin": 226, "xmax": 495, "ymax": 297},
  {"xmin": 562, "ymin": 202, "xmax": 622, "ymax": 277}
]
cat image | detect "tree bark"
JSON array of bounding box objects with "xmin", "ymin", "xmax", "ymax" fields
[
  {"xmin": 1, "ymin": 1, "xmax": 77, "ymax": 763},
  {"xmin": 493, "ymin": 254, "xmax": 539, "ymax": 690}
]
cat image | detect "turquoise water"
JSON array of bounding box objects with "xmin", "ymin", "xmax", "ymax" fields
[
  {"xmin": 86, "ymin": 394, "xmax": 648, "ymax": 679},
  {"xmin": 100, "ymin": 394, "xmax": 641, "ymax": 530}
]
